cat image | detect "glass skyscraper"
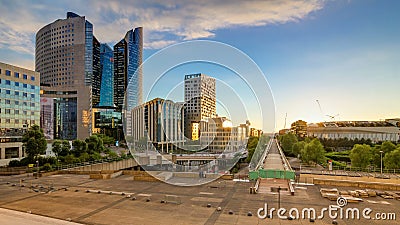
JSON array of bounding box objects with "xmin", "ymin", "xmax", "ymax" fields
[
  {"xmin": 98, "ymin": 43, "xmax": 114, "ymax": 107},
  {"xmin": 113, "ymin": 27, "xmax": 143, "ymax": 111}
]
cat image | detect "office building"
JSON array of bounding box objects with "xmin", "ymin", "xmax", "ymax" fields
[
  {"xmin": 200, "ymin": 117, "xmax": 249, "ymax": 153},
  {"xmin": 0, "ymin": 62, "xmax": 40, "ymax": 160},
  {"xmin": 307, "ymin": 121, "xmax": 400, "ymax": 143},
  {"xmin": 98, "ymin": 43, "xmax": 114, "ymax": 107},
  {"xmin": 184, "ymin": 73, "xmax": 216, "ymax": 140},
  {"xmin": 36, "ymin": 12, "xmax": 100, "ymax": 139},
  {"xmin": 291, "ymin": 120, "xmax": 307, "ymax": 138},
  {"xmin": 129, "ymin": 98, "xmax": 184, "ymax": 153},
  {"xmin": 113, "ymin": 27, "xmax": 143, "ymax": 110}
]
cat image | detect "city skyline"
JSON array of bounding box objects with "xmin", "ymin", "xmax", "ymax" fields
[{"xmin": 1, "ymin": 0, "xmax": 399, "ymax": 131}]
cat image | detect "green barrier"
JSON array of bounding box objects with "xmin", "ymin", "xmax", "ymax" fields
[
  {"xmin": 249, "ymin": 171, "xmax": 259, "ymax": 180},
  {"xmin": 248, "ymin": 169, "xmax": 296, "ymax": 180},
  {"xmin": 259, "ymin": 169, "xmax": 267, "ymax": 178}
]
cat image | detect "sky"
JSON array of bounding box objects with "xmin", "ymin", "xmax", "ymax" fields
[{"xmin": 0, "ymin": 0, "xmax": 399, "ymax": 132}]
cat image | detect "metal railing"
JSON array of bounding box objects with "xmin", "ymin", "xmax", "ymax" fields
[{"xmin": 56, "ymin": 156, "xmax": 131, "ymax": 171}]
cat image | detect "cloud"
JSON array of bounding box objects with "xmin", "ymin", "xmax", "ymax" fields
[{"xmin": 0, "ymin": 0, "xmax": 324, "ymax": 54}]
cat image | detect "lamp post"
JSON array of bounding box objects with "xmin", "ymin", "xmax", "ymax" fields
[
  {"xmin": 379, "ymin": 150, "xmax": 383, "ymax": 175},
  {"xmin": 36, "ymin": 160, "xmax": 39, "ymax": 179}
]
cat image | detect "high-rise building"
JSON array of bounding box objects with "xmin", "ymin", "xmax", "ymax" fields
[
  {"xmin": 184, "ymin": 73, "xmax": 216, "ymax": 140},
  {"xmin": 113, "ymin": 27, "xmax": 143, "ymax": 110},
  {"xmin": 36, "ymin": 12, "xmax": 100, "ymax": 140},
  {"xmin": 0, "ymin": 62, "xmax": 40, "ymax": 161},
  {"xmin": 129, "ymin": 98, "xmax": 184, "ymax": 153},
  {"xmin": 98, "ymin": 43, "xmax": 114, "ymax": 107}
]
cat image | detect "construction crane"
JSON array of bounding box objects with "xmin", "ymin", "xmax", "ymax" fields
[{"xmin": 316, "ymin": 100, "xmax": 339, "ymax": 122}]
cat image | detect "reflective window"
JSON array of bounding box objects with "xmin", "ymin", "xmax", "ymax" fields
[
  {"xmin": 14, "ymin": 72, "xmax": 19, "ymax": 78},
  {"xmin": 5, "ymin": 70, "xmax": 11, "ymax": 76}
]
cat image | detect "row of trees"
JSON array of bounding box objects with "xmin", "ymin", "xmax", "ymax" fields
[
  {"xmin": 279, "ymin": 133, "xmax": 326, "ymax": 165},
  {"xmin": 10, "ymin": 125, "xmax": 121, "ymax": 169},
  {"xmin": 349, "ymin": 141, "xmax": 400, "ymax": 169},
  {"xmin": 279, "ymin": 132, "xmax": 400, "ymax": 170}
]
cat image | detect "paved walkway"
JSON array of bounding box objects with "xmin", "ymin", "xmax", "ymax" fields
[{"xmin": 0, "ymin": 208, "xmax": 82, "ymax": 225}]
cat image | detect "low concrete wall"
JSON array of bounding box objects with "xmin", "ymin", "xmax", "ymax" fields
[
  {"xmin": 89, "ymin": 170, "xmax": 123, "ymax": 179},
  {"xmin": 300, "ymin": 174, "xmax": 400, "ymax": 191},
  {"xmin": 68, "ymin": 158, "xmax": 138, "ymax": 172},
  {"xmin": 300, "ymin": 174, "xmax": 400, "ymax": 184},
  {"xmin": 313, "ymin": 178, "xmax": 400, "ymax": 191}
]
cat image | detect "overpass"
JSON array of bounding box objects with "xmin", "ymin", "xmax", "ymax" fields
[{"xmin": 249, "ymin": 138, "xmax": 295, "ymax": 195}]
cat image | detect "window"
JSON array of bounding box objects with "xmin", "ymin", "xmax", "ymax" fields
[
  {"xmin": 31, "ymin": 94, "xmax": 35, "ymax": 98},
  {"xmin": 15, "ymin": 101, "xmax": 19, "ymax": 105},
  {"xmin": 5, "ymin": 70, "xmax": 11, "ymax": 76},
  {"xmin": 23, "ymin": 92, "xmax": 27, "ymax": 97},
  {"xmin": 23, "ymin": 111, "xmax": 27, "ymax": 115},
  {"xmin": 5, "ymin": 109, "xmax": 10, "ymax": 114},
  {"xmin": 6, "ymin": 90, "xmax": 10, "ymax": 94},
  {"xmin": 14, "ymin": 72, "xmax": 19, "ymax": 78},
  {"xmin": 31, "ymin": 85, "xmax": 35, "ymax": 89},
  {"xmin": 15, "ymin": 91, "xmax": 19, "ymax": 96},
  {"xmin": 6, "ymin": 80, "xmax": 11, "ymax": 85},
  {"xmin": 15, "ymin": 119, "xmax": 19, "ymax": 124},
  {"xmin": 23, "ymin": 74, "xmax": 28, "ymax": 79},
  {"xmin": 31, "ymin": 111, "xmax": 34, "ymax": 115},
  {"xmin": 15, "ymin": 82, "xmax": 19, "ymax": 87},
  {"xmin": 15, "ymin": 110, "xmax": 19, "ymax": 114},
  {"xmin": 23, "ymin": 84, "xmax": 27, "ymax": 88},
  {"xmin": 31, "ymin": 103, "xmax": 35, "ymax": 107},
  {"xmin": 5, "ymin": 99, "xmax": 10, "ymax": 104},
  {"xmin": 31, "ymin": 76, "xmax": 35, "ymax": 81},
  {"xmin": 6, "ymin": 119, "xmax": 10, "ymax": 123}
]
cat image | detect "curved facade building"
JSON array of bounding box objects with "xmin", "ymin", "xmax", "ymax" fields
[
  {"xmin": 113, "ymin": 27, "xmax": 143, "ymax": 111},
  {"xmin": 35, "ymin": 12, "xmax": 97, "ymax": 139}
]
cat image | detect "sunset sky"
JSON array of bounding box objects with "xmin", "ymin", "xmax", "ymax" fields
[{"xmin": 0, "ymin": 0, "xmax": 399, "ymax": 132}]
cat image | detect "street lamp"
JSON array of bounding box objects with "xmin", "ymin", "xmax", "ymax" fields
[
  {"xmin": 379, "ymin": 150, "xmax": 383, "ymax": 175},
  {"xmin": 36, "ymin": 160, "xmax": 39, "ymax": 179}
]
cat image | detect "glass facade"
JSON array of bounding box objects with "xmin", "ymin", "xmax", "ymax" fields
[
  {"xmin": 92, "ymin": 37, "xmax": 101, "ymax": 106},
  {"xmin": 113, "ymin": 27, "xmax": 143, "ymax": 111},
  {"xmin": 54, "ymin": 98, "xmax": 77, "ymax": 140},
  {"xmin": 0, "ymin": 78, "xmax": 40, "ymax": 129},
  {"xmin": 99, "ymin": 43, "xmax": 114, "ymax": 107},
  {"xmin": 84, "ymin": 20, "xmax": 94, "ymax": 86}
]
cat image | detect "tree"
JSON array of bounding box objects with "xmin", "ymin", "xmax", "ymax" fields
[
  {"xmin": 349, "ymin": 144, "xmax": 372, "ymax": 169},
  {"xmin": 300, "ymin": 139, "xmax": 326, "ymax": 165},
  {"xmin": 52, "ymin": 140, "xmax": 62, "ymax": 157},
  {"xmin": 292, "ymin": 141, "xmax": 306, "ymax": 157},
  {"xmin": 22, "ymin": 125, "xmax": 47, "ymax": 160},
  {"xmin": 61, "ymin": 140, "xmax": 71, "ymax": 156},
  {"xmin": 381, "ymin": 141, "xmax": 396, "ymax": 154},
  {"xmin": 383, "ymin": 147, "xmax": 400, "ymax": 169},
  {"xmin": 85, "ymin": 135, "xmax": 104, "ymax": 153},
  {"xmin": 97, "ymin": 134, "xmax": 115, "ymax": 147},
  {"xmin": 279, "ymin": 133, "xmax": 298, "ymax": 156},
  {"xmin": 71, "ymin": 139, "xmax": 88, "ymax": 157},
  {"xmin": 246, "ymin": 136, "xmax": 259, "ymax": 162},
  {"xmin": 370, "ymin": 145, "xmax": 382, "ymax": 168}
]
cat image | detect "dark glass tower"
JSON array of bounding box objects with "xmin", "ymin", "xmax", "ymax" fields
[
  {"xmin": 98, "ymin": 43, "xmax": 114, "ymax": 107},
  {"xmin": 113, "ymin": 27, "xmax": 143, "ymax": 111},
  {"xmin": 92, "ymin": 37, "xmax": 101, "ymax": 107}
]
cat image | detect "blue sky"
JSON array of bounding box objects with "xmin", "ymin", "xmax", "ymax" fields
[{"xmin": 0, "ymin": 0, "xmax": 399, "ymax": 132}]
